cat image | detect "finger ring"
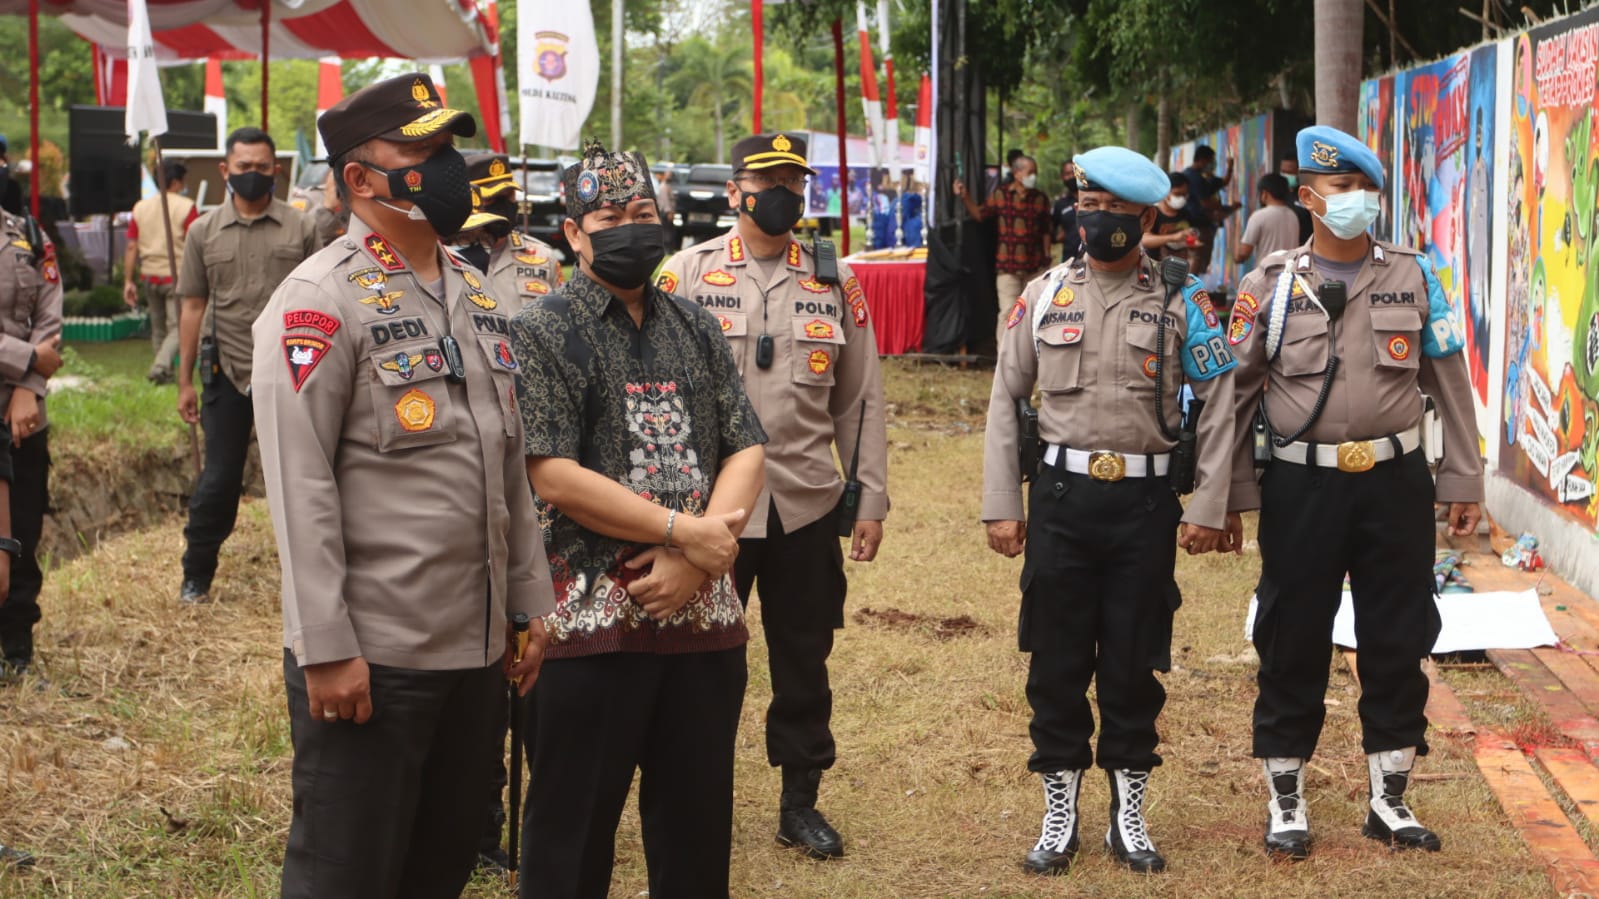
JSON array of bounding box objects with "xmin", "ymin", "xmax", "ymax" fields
[{"xmin": 322, "ymin": 710, "xmax": 338, "ymax": 721}]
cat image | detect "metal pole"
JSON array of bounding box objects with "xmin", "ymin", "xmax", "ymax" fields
[
  {"xmin": 153, "ymin": 138, "xmax": 203, "ymax": 477},
  {"xmin": 261, "ymin": 1, "xmax": 271, "ymax": 133},
  {"xmin": 28, "ymin": 0, "xmax": 40, "ymax": 220},
  {"xmin": 611, "ymin": 0, "xmax": 623, "ymax": 148},
  {"xmin": 832, "ymin": 19, "xmax": 850, "ymax": 257}
]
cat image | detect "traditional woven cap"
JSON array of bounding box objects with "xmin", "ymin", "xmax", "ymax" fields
[{"xmin": 560, "ymin": 139, "xmax": 655, "ymax": 220}]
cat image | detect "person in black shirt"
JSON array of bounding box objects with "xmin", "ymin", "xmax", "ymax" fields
[{"xmin": 1052, "ymin": 159, "xmax": 1081, "ymax": 263}]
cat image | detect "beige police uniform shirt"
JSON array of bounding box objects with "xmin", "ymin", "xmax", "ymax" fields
[
  {"xmin": 252, "ymin": 214, "xmax": 555, "ymax": 671},
  {"xmin": 180, "ymin": 197, "xmax": 319, "ymax": 393},
  {"xmin": 0, "ymin": 213, "xmax": 62, "ymax": 430},
  {"xmin": 1226, "ymin": 239, "xmax": 1484, "ymax": 511},
  {"xmin": 659, "ymin": 231, "xmax": 889, "ymax": 538},
  {"xmin": 982, "ymin": 253, "xmax": 1238, "ymax": 530},
  {"xmin": 130, "ymin": 191, "xmax": 196, "ymax": 279},
  {"xmin": 486, "ymin": 231, "xmax": 563, "ymax": 318}
]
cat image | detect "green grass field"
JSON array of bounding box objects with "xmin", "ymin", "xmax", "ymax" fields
[{"xmin": 47, "ymin": 339, "xmax": 189, "ymax": 456}]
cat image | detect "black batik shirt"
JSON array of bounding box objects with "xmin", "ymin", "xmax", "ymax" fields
[{"xmin": 509, "ymin": 270, "xmax": 766, "ymax": 658}]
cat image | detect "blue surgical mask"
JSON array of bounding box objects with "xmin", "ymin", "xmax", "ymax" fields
[{"xmin": 1308, "ymin": 187, "xmax": 1381, "ymax": 240}]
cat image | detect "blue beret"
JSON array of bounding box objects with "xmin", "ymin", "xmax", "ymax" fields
[
  {"xmin": 1296, "ymin": 125, "xmax": 1385, "ymax": 191},
  {"xmin": 1072, "ymin": 146, "xmax": 1169, "ymax": 206}
]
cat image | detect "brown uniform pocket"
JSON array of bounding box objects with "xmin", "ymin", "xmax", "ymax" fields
[
  {"xmin": 476, "ymin": 335, "xmax": 521, "ymax": 438},
  {"xmin": 1277, "ymin": 320, "xmax": 1328, "ymax": 378},
  {"xmin": 1370, "ymin": 306, "xmax": 1423, "ymax": 371},
  {"xmin": 790, "ymin": 316, "xmax": 845, "ymax": 388},
  {"xmin": 1035, "ymin": 322, "xmax": 1084, "ymax": 393},
  {"xmin": 367, "ymin": 344, "xmax": 456, "ymax": 451},
  {"xmin": 1123, "ymin": 321, "xmax": 1170, "ymax": 391}
]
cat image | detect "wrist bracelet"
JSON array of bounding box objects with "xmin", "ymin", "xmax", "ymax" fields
[{"xmin": 664, "ymin": 509, "xmax": 676, "ymax": 547}]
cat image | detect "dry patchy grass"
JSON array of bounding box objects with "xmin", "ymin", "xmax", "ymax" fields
[{"xmin": 0, "ymin": 359, "xmax": 1553, "ymax": 897}]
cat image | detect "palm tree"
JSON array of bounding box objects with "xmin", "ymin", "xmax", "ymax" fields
[
  {"xmin": 667, "ymin": 34, "xmax": 752, "ymax": 162},
  {"xmin": 1314, "ymin": 0, "xmax": 1363, "ymax": 132}
]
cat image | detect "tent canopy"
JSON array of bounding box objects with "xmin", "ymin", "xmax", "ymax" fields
[{"xmin": 3, "ymin": 0, "xmax": 495, "ymax": 63}]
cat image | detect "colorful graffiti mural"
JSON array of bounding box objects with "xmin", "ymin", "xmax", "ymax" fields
[
  {"xmin": 1358, "ymin": 74, "xmax": 1397, "ymax": 241},
  {"xmin": 1170, "ymin": 112, "xmax": 1273, "ymax": 294},
  {"xmin": 1389, "ymin": 46, "xmax": 1498, "ymax": 429},
  {"xmin": 1502, "ymin": 7, "xmax": 1599, "ymax": 527}
]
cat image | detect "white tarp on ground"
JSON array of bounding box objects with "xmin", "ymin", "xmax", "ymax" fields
[{"xmin": 1243, "ymin": 589, "xmax": 1559, "ymax": 654}]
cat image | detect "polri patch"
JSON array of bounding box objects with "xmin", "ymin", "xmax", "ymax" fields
[
  {"xmin": 807, "ymin": 348, "xmax": 832, "ymax": 374},
  {"xmin": 656, "ymin": 271, "xmax": 679, "ymax": 293},
  {"xmin": 395, "ymin": 388, "xmax": 436, "ymax": 432},
  {"xmin": 1388, "ymin": 335, "xmax": 1412, "ymax": 361},
  {"xmin": 1005, "ymin": 299, "xmax": 1027, "ymax": 330},
  {"xmin": 282, "ymin": 335, "xmax": 331, "ymax": 392}
]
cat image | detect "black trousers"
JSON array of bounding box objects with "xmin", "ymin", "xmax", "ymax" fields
[
  {"xmin": 733, "ymin": 503, "xmax": 847, "ymax": 771},
  {"xmin": 0, "ymin": 428, "xmax": 48, "ymax": 656},
  {"xmin": 519, "ymin": 647, "xmax": 747, "ymax": 899},
  {"xmin": 1251, "ymin": 451, "xmax": 1440, "ymax": 759},
  {"xmin": 183, "ymin": 376, "xmax": 253, "ymax": 586},
  {"xmin": 280, "ymin": 651, "xmax": 503, "ymax": 899},
  {"xmin": 1020, "ymin": 469, "xmax": 1182, "ymax": 773}
]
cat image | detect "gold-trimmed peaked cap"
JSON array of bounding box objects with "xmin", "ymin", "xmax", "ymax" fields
[
  {"xmin": 731, "ymin": 132, "xmax": 818, "ymax": 175},
  {"xmin": 318, "ymin": 72, "xmax": 476, "ymax": 162},
  {"xmin": 561, "ymin": 139, "xmax": 655, "ymax": 220},
  {"xmin": 466, "ymin": 152, "xmax": 520, "ymax": 200}
]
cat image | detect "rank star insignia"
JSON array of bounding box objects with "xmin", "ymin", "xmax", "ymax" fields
[
  {"xmin": 798, "ymin": 278, "xmax": 831, "ymax": 294},
  {"xmin": 467, "ymin": 291, "xmax": 498, "ymax": 310},
  {"xmin": 787, "ymin": 243, "xmax": 802, "ymax": 267},
  {"xmin": 462, "ymin": 270, "xmax": 482, "ymax": 290},
  {"xmin": 381, "ymin": 352, "xmax": 426, "ymax": 380},
  {"xmin": 728, "ymin": 237, "xmax": 745, "ymax": 262},
  {"xmin": 395, "ymin": 388, "xmax": 436, "ymax": 432},
  {"xmin": 1052, "ymin": 285, "xmax": 1075, "ymax": 307},
  {"xmin": 807, "ymin": 348, "xmax": 832, "ymax": 374},
  {"xmin": 359, "ymin": 291, "xmax": 405, "ymax": 315},
  {"xmin": 1387, "ymin": 335, "xmax": 1412, "ymax": 360},
  {"xmin": 282, "ymin": 335, "xmax": 331, "ymax": 392},
  {"xmin": 702, "ymin": 270, "xmax": 736, "ymax": 287},
  {"xmin": 364, "ymin": 235, "xmax": 404, "ymax": 271},
  {"xmin": 803, "ymin": 319, "xmax": 836, "ymax": 340}
]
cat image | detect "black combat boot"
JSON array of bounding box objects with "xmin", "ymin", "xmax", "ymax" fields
[
  {"xmin": 0, "ymin": 628, "xmax": 32, "ymax": 680},
  {"xmin": 1105, "ymin": 769, "xmax": 1165, "ymax": 873},
  {"xmin": 0, "ymin": 838, "xmax": 33, "ymax": 868},
  {"xmin": 1022, "ymin": 769, "xmax": 1082, "ymax": 875},
  {"xmin": 1362, "ymin": 748, "xmax": 1441, "ymax": 851},
  {"xmin": 776, "ymin": 768, "xmax": 844, "ymax": 860},
  {"xmin": 1263, "ymin": 757, "xmax": 1311, "ymax": 860}
]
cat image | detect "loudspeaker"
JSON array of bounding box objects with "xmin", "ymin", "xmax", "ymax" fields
[{"xmin": 68, "ymin": 106, "xmax": 217, "ymax": 217}]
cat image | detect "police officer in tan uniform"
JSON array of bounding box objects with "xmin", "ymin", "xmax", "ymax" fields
[
  {"xmin": 657, "ymin": 132, "xmax": 888, "ymax": 860},
  {"xmin": 444, "ymin": 152, "xmax": 563, "ymax": 318},
  {"xmin": 251, "ymin": 72, "xmax": 556, "ymax": 898},
  {"xmin": 0, "ymin": 208, "xmax": 62, "ymax": 678},
  {"xmin": 983, "ymin": 146, "xmax": 1239, "ymax": 876},
  {"xmin": 1227, "ymin": 126, "xmax": 1483, "ymax": 862},
  {"xmin": 175, "ymin": 126, "xmax": 319, "ymax": 605}
]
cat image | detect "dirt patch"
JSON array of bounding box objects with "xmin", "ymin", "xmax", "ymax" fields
[
  {"xmin": 853, "ymin": 606, "xmax": 988, "ymax": 640},
  {"xmin": 40, "ymin": 438, "xmax": 263, "ymax": 564}
]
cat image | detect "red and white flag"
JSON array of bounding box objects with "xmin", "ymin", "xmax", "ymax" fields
[
  {"xmin": 204, "ymin": 58, "xmax": 227, "ymax": 150},
  {"xmin": 124, "ymin": 0, "xmax": 167, "ymax": 142},
  {"xmin": 429, "ymin": 64, "xmax": 449, "ymax": 106},
  {"xmin": 913, "ymin": 73, "xmax": 932, "ymax": 182},
  {"xmin": 877, "ymin": 0, "xmax": 897, "ymax": 170},
  {"xmin": 855, "ymin": 2, "xmax": 883, "ymax": 168},
  {"xmin": 314, "ymin": 56, "xmax": 343, "ymax": 159}
]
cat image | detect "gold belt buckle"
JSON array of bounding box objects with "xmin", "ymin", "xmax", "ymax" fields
[
  {"xmin": 1336, "ymin": 440, "xmax": 1377, "ymax": 473},
  {"xmin": 1088, "ymin": 451, "xmax": 1127, "ymax": 482}
]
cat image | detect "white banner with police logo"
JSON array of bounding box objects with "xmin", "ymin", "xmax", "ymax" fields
[{"xmin": 517, "ymin": 0, "xmax": 600, "ymax": 151}]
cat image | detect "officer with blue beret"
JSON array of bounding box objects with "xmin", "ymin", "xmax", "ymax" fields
[
  {"xmin": 983, "ymin": 144, "xmax": 1239, "ymax": 876},
  {"xmin": 1225, "ymin": 125, "xmax": 1483, "ymax": 861}
]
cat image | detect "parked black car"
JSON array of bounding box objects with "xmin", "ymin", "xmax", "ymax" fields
[
  {"xmin": 506, "ymin": 157, "xmax": 569, "ymax": 261},
  {"xmin": 674, "ymin": 164, "xmax": 736, "ymax": 246}
]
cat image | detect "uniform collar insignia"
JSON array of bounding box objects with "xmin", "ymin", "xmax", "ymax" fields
[
  {"xmin": 786, "ymin": 241, "xmax": 803, "ymax": 268},
  {"xmin": 1372, "ymin": 243, "xmax": 1387, "ymax": 264},
  {"xmin": 364, "ymin": 232, "xmax": 407, "ymax": 272},
  {"xmin": 727, "ymin": 235, "xmax": 746, "ymax": 264}
]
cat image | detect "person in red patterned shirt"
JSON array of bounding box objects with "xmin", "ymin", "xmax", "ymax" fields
[{"xmin": 954, "ymin": 154, "xmax": 1052, "ymax": 351}]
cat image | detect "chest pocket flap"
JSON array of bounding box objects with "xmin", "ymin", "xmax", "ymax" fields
[
  {"xmin": 1035, "ymin": 320, "xmax": 1084, "ymax": 393},
  {"xmin": 1370, "ymin": 306, "xmax": 1422, "ymax": 370},
  {"xmin": 367, "ymin": 344, "xmax": 455, "ymax": 451},
  {"xmin": 1278, "ymin": 317, "xmax": 1328, "ymax": 377},
  {"xmin": 713, "ymin": 311, "xmax": 748, "ymax": 338}
]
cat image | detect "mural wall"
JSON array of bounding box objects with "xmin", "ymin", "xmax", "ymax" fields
[
  {"xmin": 1358, "ymin": 74, "xmax": 1397, "ymax": 241},
  {"xmin": 1499, "ymin": 8, "xmax": 1599, "ymax": 527},
  {"xmin": 1170, "ymin": 112, "xmax": 1273, "ymax": 294}
]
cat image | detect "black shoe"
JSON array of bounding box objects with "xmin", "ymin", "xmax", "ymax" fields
[
  {"xmin": 1362, "ymin": 749, "xmax": 1441, "ymax": 852},
  {"xmin": 1263, "ymin": 758, "xmax": 1311, "ymax": 861},
  {"xmin": 179, "ymin": 580, "xmax": 212, "ymax": 605},
  {"xmin": 1022, "ymin": 769, "xmax": 1082, "ymax": 875},
  {"xmin": 0, "ymin": 841, "xmax": 34, "ymax": 868},
  {"xmin": 1105, "ymin": 769, "xmax": 1166, "ymax": 874},
  {"xmin": 777, "ymin": 807, "xmax": 844, "ymax": 860}
]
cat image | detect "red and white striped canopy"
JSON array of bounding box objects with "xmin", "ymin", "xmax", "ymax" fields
[{"xmin": 2, "ymin": 0, "xmax": 496, "ymax": 63}]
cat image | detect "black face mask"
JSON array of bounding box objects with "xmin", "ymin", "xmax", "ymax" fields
[
  {"xmin": 484, "ymin": 197, "xmax": 519, "ymax": 223},
  {"xmin": 228, "ymin": 171, "xmax": 275, "ymax": 202},
  {"xmin": 739, "ymin": 185, "xmax": 805, "ymax": 236},
  {"xmin": 583, "ymin": 222, "xmax": 667, "ymax": 290},
  {"xmin": 1077, "ymin": 209, "xmax": 1143, "ymax": 262},
  {"xmin": 364, "ymin": 146, "xmax": 472, "ymax": 238}
]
